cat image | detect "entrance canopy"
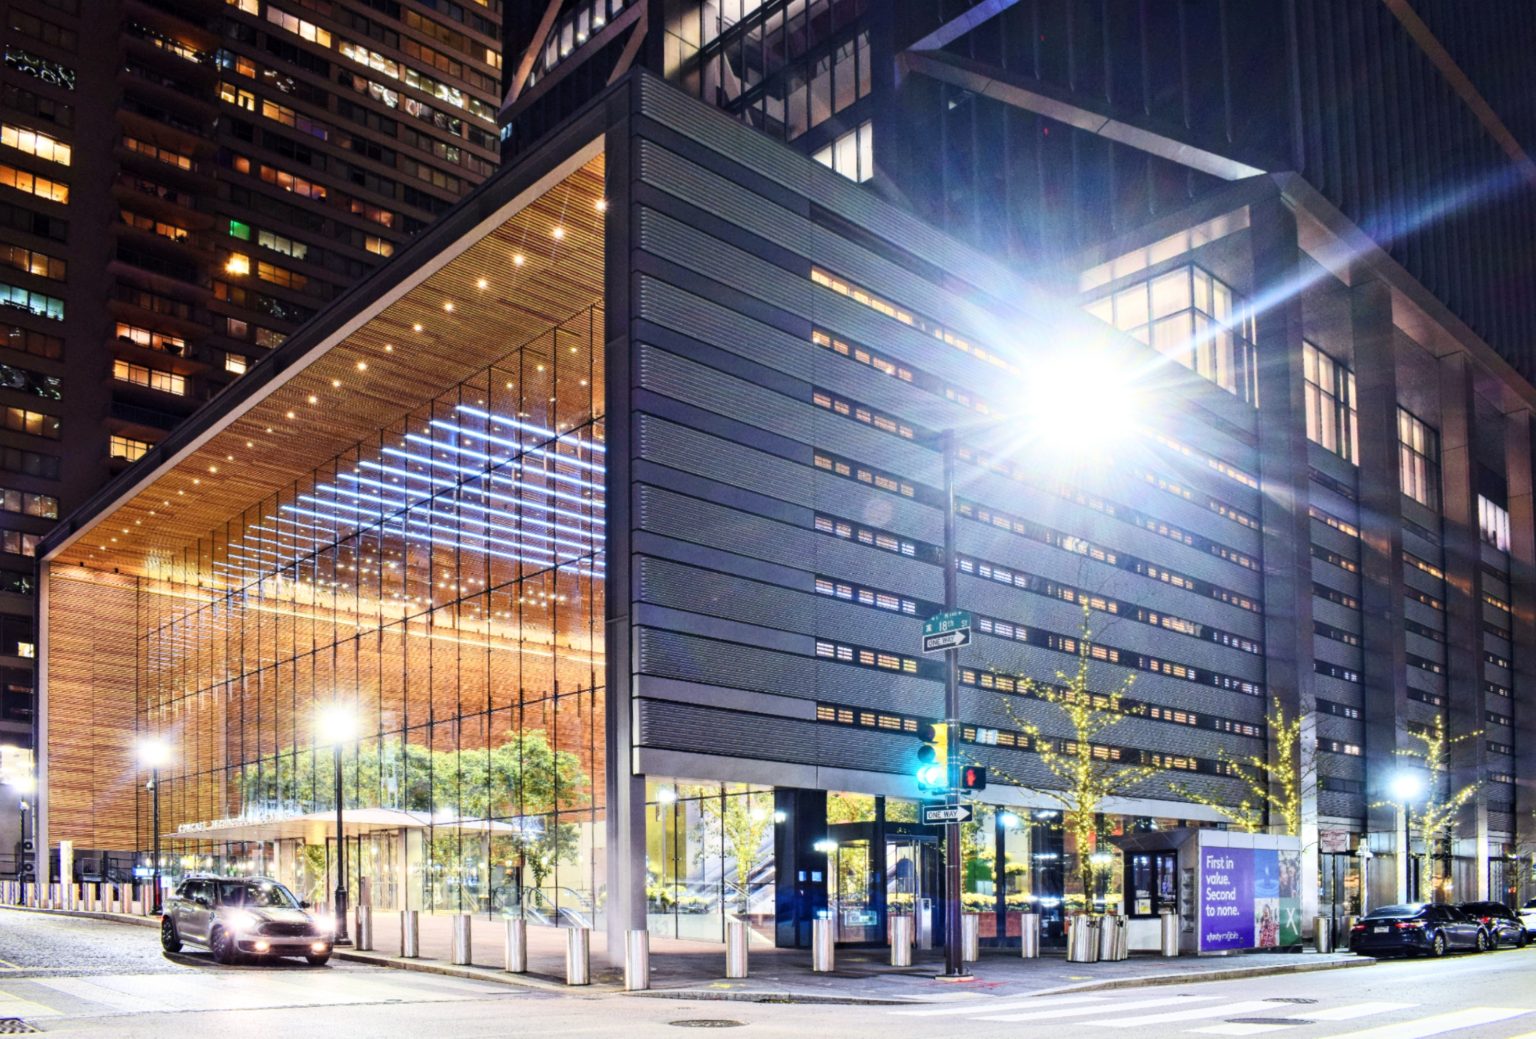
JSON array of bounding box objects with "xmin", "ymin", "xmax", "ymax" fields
[{"xmin": 164, "ymin": 808, "xmax": 526, "ymax": 844}]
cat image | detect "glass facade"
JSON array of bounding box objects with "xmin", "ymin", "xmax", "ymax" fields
[{"xmin": 138, "ymin": 305, "xmax": 606, "ymax": 923}]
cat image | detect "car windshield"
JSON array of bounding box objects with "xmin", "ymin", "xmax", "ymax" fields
[
  {"xmin": 219, "ymin": 881, "xmax": 300, "ymax": 909},
  {"xmin": 1364, "ymin": 904, "xmax": 1424, "ymax": 919}
]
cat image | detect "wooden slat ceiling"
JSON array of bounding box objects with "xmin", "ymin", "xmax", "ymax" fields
[{"xmin": 57, "ymin": 155, "xmax": 606, "ymax": 577}]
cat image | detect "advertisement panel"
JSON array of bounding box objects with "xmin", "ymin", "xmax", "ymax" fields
[{"xmin": 1199, "ymin": 844, "xmax": 1304, "ymax": 951}]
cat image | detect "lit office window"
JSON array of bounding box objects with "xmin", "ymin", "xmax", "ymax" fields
[
  {"xmin": 0, "ymin": 486, "xmax": 57, "ymax": 518},
  {"xmin": 267, "ymin": 7, "xmax": 331, "ymax": 47},
  {"xmin": 0, "ymin": 123, "xmax": 70, "ymax": 165},
  {"xmin": 122, "ymin": 136, "xmax": 194, "ymax": 170},
  {"xmin": 113, "ymin": 359, "xmax": 185, "ymax": 396},
  {"xmin": 812, "ymin": 121, "xmax": 873, "ymax": 183},
  {"xmin": 0, "ymin": 162, "xmax": 67, "ymax": 203},
  {"xmin": 0, "ymin": 282, "xmax": 63, "ymax": 320},
  {"xmin": 1479, "ymin": 495, "xmax": 1510, "ymax": 552},
  {"xmin": 225, "ymin": 353, "xmax": 248, "ymax": 375},
  {"xmin": 110, "ymin": 434, "xmax": 151, "ymax": 462},
  {"xmin": 0, "ymin": 243, "xmax": 64, "ymax": 280},
  {"xmin": 1302, "ymin": 343, "xmax": 1357, "ymax": 462},
  {"xmin": 1085, "ymin": 266, "xmax": 1258, "ymax": 404},
  {"xmin": 1397, "ymin": 408, "xmax": 1440, "ymax": 510},
  {"xmin": 3, "ymin": 406, "xmax": 58, "ymax": 438},
  {"xmin": 364, "ymin": 236, "xmax": 394, "ymax": 257},
  {"xmin": 116, "ymin": 322, "xmax": 186, "ymax": 354}
]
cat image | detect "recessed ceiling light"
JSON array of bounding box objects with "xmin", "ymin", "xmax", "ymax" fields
[
  {"xmin": 476, "ymin": 278, "xmax": 488, "ymax": 289},
  {"xmin": 357, "ymin": 361, "xmax": 368, "ymax": 371},
  {"xmin": 384, "ymin": 344, "xmax": 394, "ymax": 353},
  {"xmin": 595, "ymin": 199, "xmax": 608, "ymax": 213},
  {"xmin": 513, "ymin": 253, "xmax": 525, "ymax": 266},
  {"xmin": 412, "ymin": 323, "xmax": 423, "ymax": 332},
  {"xmin": 551, "ymin": 226, "xmax": 566, "ymax": 240},
  {"xmin": 308, "ymin": 395, "xmax": 319, "ymax": 404},
  {"xmin": 286, "ymin": 411, "xmax": 296, "ymax": 420},
  {"xmin": 331, "ymin": 379, "xmax": 341, "ymax": 388}
]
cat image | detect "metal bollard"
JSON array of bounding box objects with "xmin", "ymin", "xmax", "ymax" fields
[
  {"xmin": 811, "ymin": 916, "xmax": 835, "ymax": 973},
  {"xmin": 726, "ymin": 919, "xmax": 750, "ymax": 978},
  {"xmin": 1066, "ymin": 914, "xmax": 1100, "ymax": 963},
  {"xmin": 1313, "ymin": 915, "xmax": 1332, "ymax": 954},
  {"xmin": 565, "ymin": 927, "xmax": 591, "ymax": 986},
  {"xmin": 451, "ymin": 913, "xmax": 472, "ymax": 965},
  {"xmin": 624, "ymin": 928, "xmax": 650, "ymax": 991},
  {"xmin": 504, "ymin": 918, "xmax": 527, "ymax": 973},
  {"xmin": 1098, "ymin": 914, "xmax": 1118, "ymax": 961},
  {"xmin": 401, "ymin": 909, "xmax": 420, "ymax": 958},
  {"xmin": 961, "ymin": 913, "xmax": 981, "ymax": 963},
  {"xmin": 890, "ymin": 914, "xmax": 913, "ymax": 967},
  {"xmin": 355, "ymin": 905, "xmax": 373, "ymax": 951},
  {"xmin": 1160, "ymin": 908, "xmax": 1179, "ymax": 957},
  {"xmin": 1020, "ymin": 911, "xmax": 1041, "ymax": 958}
]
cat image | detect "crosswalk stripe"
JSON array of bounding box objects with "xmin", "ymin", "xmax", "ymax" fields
[
  {"xmin": 1312, "ymin": 1006, "xmax": 1530, "ymax": 1039},
  {"xmin": 1093, "ymin": 1000, "xmax": 1280, "ymax": 1028},
  {"xmin": 1191, "ymin": 1003, "xmax": 1424, "ymax": 1037},
  {"xmin": 892, "ymin": 994, "xmax": 1110, "ymax": 1017},
  {"xmin": 0, "ymin": 995, "xmax": 61, "ymax": 1018},
  {"xmin": 975, "ymin": 995, "xmax": 1219, "ymax": 1023}
]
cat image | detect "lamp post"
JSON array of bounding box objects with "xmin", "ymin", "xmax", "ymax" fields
[
  {"xmin": 317, "ymin": 703, "xmax": 356, "ymax": 945},
  {"xmin": 932, "ymin": 353, "xmax": 1138, "ymax": 978},
  {"xmin": 1391, "ymin": 771, "xmax": 1424, "ymax": 902},
  {"xmin": 9, "ymin": 773, "xmax": 33, "ymax": 904},
  {"xmin": 138, "ymin": 739, "xmax": 171, "ymax": 913}
]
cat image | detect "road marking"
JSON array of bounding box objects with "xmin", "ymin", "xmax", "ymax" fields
[
  {"xmin": 892, "ymin": 995, "xmax": 1110, "ymax": 1016},
  {"xmin": 1312, "ymin": 1006, "xmax": 1531, "ymax": 1039},
  {"xmin": 1092, "ymin": 1000, "xmax": 1280, "ymax": 1028},
  {"xmin": 1191, "ymin": 1003, "xmax": 1424, "ymax": 1037},
  {"xmin": 0, "ymin": 994, "xmax": 61, "ymax": 1018},
  {"xmin": 975, "ymin": 995, "xmax": 1219, "ymax": 1022}
]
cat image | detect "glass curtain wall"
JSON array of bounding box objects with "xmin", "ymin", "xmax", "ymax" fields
[
  {"xmin": 136, "ymin": 306, "xmax": 605, "ymax": 926},
  {"xmin": 645, "ymin": 781, "xmax": 776, "ymax": 943}
]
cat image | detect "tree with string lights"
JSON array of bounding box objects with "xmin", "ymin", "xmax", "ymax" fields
[{"xmin": 1168, "ymin": 698, "xmax": 1305, "ymax": 836}]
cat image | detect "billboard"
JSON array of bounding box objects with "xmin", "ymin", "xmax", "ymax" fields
[{"xmin": 1199, "ymin": 846, "xmax": 1301, "ymax": 952}]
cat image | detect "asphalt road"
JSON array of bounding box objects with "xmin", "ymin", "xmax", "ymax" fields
[{"xmin": 3, "ymin": 910, "xmax": 1535, "ymax": 1039}]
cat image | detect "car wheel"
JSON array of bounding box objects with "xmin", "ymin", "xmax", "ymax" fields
[
  {"xmin": 1519, "ymin": 931, "xmax": 1529, "ymax": 949},
  {"xmin": 160, "ymin": 917, "xmax": 182, "ymax": 954},
  {"xmin": 1476, "ymin": 929, "xmax": 1490, "ymax": 953},
  {"xmin": 210, "ymin": 926, "xmax": 238, "ymax": 965},
  {"xmin": 305, "ymin": 954, "xmax": 330, "ymax": 967},
  {"xmin": 1430, "ymin": 932, "xmax": 1447, "ymax": 957}
]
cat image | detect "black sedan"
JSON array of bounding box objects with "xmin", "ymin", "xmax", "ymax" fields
[
  {"xmin": 1460, "ymin": 901, "xmax": 1528, "ymax": 948},
  {"xmin": 1349, "ymin": 903, "xmax": 1489, "ymax": 957}
]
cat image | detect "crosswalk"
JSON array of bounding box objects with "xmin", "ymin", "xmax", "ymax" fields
[{"xmin": 889, "ymin": 994, "xmax": 1536, "ymax": 1039}]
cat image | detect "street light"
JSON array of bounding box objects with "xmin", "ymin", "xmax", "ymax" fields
[
  {"xmin": 138, "ymin": 738, "xmax": 171, "ymax": 913},
  {"xmin": 6, "ymin": 773, "xmax": 33, "ymax": 903},
  {"xmin": 317, "ymin": 703, "xmax": 356, "ymax": 945},
  {"xmin": 1391, "ymin": 771, "xmax": 1424, "ymax": 902},
  {"xmin": 932, "ymin": 347, "xmax": 1142, "ymax": 979}
]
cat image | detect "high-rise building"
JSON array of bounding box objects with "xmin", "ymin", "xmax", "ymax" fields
[{"xmin": 0, "ymin": 0, "xmax": 505, "ymax": 841}]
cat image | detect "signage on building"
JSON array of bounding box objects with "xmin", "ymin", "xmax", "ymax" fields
[
  {"xmin": 1198, "ymin": 846, "xmax": 1302, "ymax": 952},
  {"xmin": 922, "ymin": 610, "xmax": 972, "ymax": 653},
  {"xmin": 922, "ymin": 803, "xmax": 973, "ymax": 824}
]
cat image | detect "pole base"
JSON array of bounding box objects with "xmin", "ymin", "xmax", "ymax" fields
[
  {"xmin": 933, "ymin": 972, "xmax": 975, "ymax": 982},
  {"xmin": 332, "ymin": 938, "xmax": 353, "ymax": 947}
]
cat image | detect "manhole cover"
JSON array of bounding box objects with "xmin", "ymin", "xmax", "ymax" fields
[
  {"xmin": 1228, "ymin": 1019, "xmax": 1312, "ymax": 1027},
  {"xmin": 0, "ymin": 1020, "xmax": 40, "ymax": 1035},
  {"xmin": 1264, "ymin": 997, "xmax": 1318, "ymax": 1004},
  {"xmin": 669, "ymin": 1022, "xmax": 745, "ymax": 1029}
]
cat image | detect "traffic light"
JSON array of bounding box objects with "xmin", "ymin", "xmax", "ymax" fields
[
  {"xmin": 960, "ymin": 764, "xmax": 987, "ymax": 792},
  {"xmin": 915, "ymin": 720, "xmax": 947, "ymax": 792}
]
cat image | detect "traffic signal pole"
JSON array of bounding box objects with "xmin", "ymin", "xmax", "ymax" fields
[{"xmin": 940, "ymin": 429, "xmax": 968, "ymax": 980}]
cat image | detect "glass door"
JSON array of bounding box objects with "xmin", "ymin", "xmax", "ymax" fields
[
  {"xmin": 831, "ymin": 839, "xmax": 880, "ymax": 942},
  {"xmin": 886, "ymin": 837, "xmax": 942, "ymax": 946}
]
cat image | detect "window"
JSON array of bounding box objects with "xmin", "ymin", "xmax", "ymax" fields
[
  {"xmin": 3, "ymin": 46, "xmax": 75, "ymax": 91},
  {"xmin": 9, "ymin": 10, "xmax": 77, "ymax": 49},
  {"xmin": 110, "ymin": 434, "xmax": 151, "ymax": 462},
  {"xmin": 120, "ymin": 209, "xmax": 190, "ymax": 243},
  {"xmin": 1396, "ymin": 408, "xmax": 1440, "ymax": 509},
  {"xmin": 257, "ymin": 229, "xmax": 308, "ymax": 260},
  {"xmin": 812, "ymin": 120, "xmax": 873, "ymax": 183},
  {"xmin": 1085, "ymin": 266, "xmax": 1259, "ymax": 404},
  {"xmin": 0, "ymin": 162, "xmax": 67, "ymax": 203},
  {"xmin": 3, "ymin": 406, "xmax": 58, "ymax": 438},
  {"xmin": 122, "ymin": 136, "xmax": 193, "ymax": 170},
  {"xmin": 1303, "ymin": 342, "xmax": 1357, "ymax": 461},
  {"xmin": 1, "ymin": 530, "xmax": 39, "ymax": 556},
  {"xmin": 0, "ymin": 123, "xmax": 71, "ymax": 165},
  {"xmin": 0, "ymin": 361, "xmax": 60, "ymax": 399},
  {"xmin": 0, "ymin": 244, "xmax": 64, "ymax": 281},
  {"xmin": 0, "ymin": 282, "xmax": 62, "ymax": 320},
  {"xmin": 1479, "ymin": 494, "xmax": 1510, "ymax": 552},
  {"xmin": 224, "ymin": 353, "xmax": 248, "ymax": 375},
  {"xmin": 364, "ymin": 235, "xmax": 394, "ymax": 256},
  {"xmin": 219, "ymin": 81, "xmax": 256, "ymax": 110},
  {"xmin": 113, "ymin": 359, "xmax": 185, "ymax": 395},
  {"xmin": 267, "ymin": 6, "xmax": 331, "ymax": 46},
  {"xmin": 0, "ymin": 486, "xmax": 58, "ymax": 518},
  {"xmin": 2, "ymin": 325, "xmax": 62, "ymax": 359},
  {"xmin": 115, "ymin": 322, "xmax": 185, "ymax": 354}
]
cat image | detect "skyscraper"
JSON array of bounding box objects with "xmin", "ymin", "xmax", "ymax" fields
[{"xmin": 0, "ymin": 0, "xmax": 503, "ymax": 858}]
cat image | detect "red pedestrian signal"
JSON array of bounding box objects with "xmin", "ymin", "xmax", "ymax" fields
[{"xmin": 960, "ymin": 765, "xmax": 987, "ymax": 791}]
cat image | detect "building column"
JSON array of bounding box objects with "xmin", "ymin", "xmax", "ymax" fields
[
  {"xmin": 1438, "ymin": 353, "xmax": 1490, "ymax": 901},
  {"xmin": 1351, "ymin": 275, "xmax": 1410, "ymax": 908},
  {"xmin": 1503, "ymin": 410, "xmax": 1536, "ymax": 904},
  {"xmin": 773, "ymin": 788, "xmax": 829, "ymax": 948},
  {"xmin": 1247, "ymin": 196, "xmax": 1320, "ymax": 931}
]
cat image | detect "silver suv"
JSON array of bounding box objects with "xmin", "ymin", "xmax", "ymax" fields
[{"xmin": 161, "ymin": 875, "xmax": 333, "ymax": 966}]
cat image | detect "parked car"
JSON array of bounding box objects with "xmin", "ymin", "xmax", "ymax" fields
[
  {"xmin": 161, "ymin": 875, "xmax": 333, "ymax": 966},
  {"xmin": 1349, "ymin": 903, "xmax": 1488, "ymax": 957},
  {"xmin": 1459, "ymin": 901, "xmax": 1527, "ymax": 948},
  {"xmin": 1520, "ymin": 899, "xmax": 1536, "ymax": 939}
]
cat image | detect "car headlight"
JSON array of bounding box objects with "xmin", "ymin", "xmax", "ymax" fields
[
  {"xmin": 311, "ymin": 914, "xmax": 336, "ymax": 935},
  {"xmin": 223, "ymin": 909, "xmax": 260, "ymax": 933}
]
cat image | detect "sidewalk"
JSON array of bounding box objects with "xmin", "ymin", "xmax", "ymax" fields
[{"xmin": 3, "ymin": 904, "xmax": 1372, "ymax": 1005}]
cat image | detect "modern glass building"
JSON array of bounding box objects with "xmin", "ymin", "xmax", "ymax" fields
[{"xmin": 32, "ymin": 67, "xmax": 1536, "ymax": 960}]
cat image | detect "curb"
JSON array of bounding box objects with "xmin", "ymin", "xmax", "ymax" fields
[
  {"xmin": 1026, "ymin": 954, "xmax": 1376, "ymax": 996},
  {"xmin": 331, "ymin": 948, "xmax": 618, "ymax": 997},
  {"xmin": 626, "ymin": 987, "xmax": 922, "ymax": 1006},
  {"xmin": 0, "ymin": 905, "xmax": 158, "ymax": 928}
]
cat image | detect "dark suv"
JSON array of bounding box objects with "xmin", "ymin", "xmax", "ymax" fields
[{"xmin": 161, "ymin": 876, "xmax": 332, "ymax": 966}]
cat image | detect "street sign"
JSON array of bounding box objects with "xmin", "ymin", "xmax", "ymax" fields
[
  {"xmin": 922, "ymin": 803, "xmax": 973, "ymax": 824},
  {"xmin": 922, "ymin": 610, "xmax": 972, "ymax": 654}
]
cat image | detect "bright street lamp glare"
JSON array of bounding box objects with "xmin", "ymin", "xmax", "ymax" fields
[
  {"xmin": 137, "ymin": 738, "xmax": 171, "ymax": 769},
  {"xmin": 316, "ymin": 703, "xmax": 357, "ymax": 746},
  {"xmin": 1026, "ymin": 353, "xmax": 1139, "ymax": 455},
  {"xmin": 8, "ymin": 773, "xmax": 35, "ymax": 795},
  {"xmin": 1391, "ymin": 771, "xmax": 1423, "ymax": 801}
]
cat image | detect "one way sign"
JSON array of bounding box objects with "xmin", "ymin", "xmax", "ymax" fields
[{"xmin": 922, "ymin": 803, "xmax": 973, "ymax": 824}]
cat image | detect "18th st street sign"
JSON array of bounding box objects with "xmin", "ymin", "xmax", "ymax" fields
[{"xmin": 922, "ymin": 609, "xmax": 972, "ymax": 653}]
